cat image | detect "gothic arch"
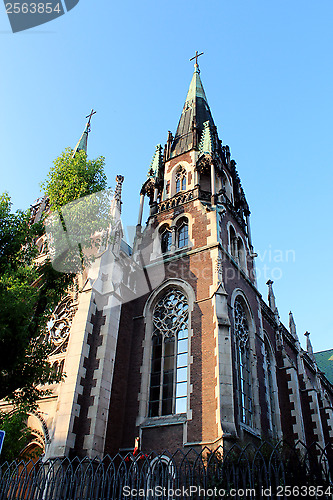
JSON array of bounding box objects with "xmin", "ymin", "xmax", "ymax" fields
[
  {"xmin": 138, "ymin": 279, "xmax": 195, "ymax": 425},
  {"xmin": 155, "ymin": 214, "xmax": 193, "ymax": 254},
  {"xmin": 28, "ymin": 410, "xmax": 50, "ymax": 445},
  {"xmin": 227, "ymin": 222, "xmax": 237, "ymax": 257},
  {"xmin": 19, "ymin": 411, "xmax": 50, "ymax": 460},
  {"xmin": 221, "ymin": 170, "xmax": 233, "ymax": 203},
  {"xmin": 171, "ymin": 164, "xmax": 188, "ymax": 197},
  {"xmin": 173, "ymin": 213, "xmax": 193, "ymax": 250},
  {"xmin": 227, "ymin": 222, "xmax": 249, "ymax": 274},
  {"xmin": 230, "ymin": 289, "xmax": 260, "ymax": 434}
]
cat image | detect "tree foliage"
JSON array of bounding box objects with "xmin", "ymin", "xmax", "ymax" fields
[
  {"xmin": 0, "ymin": 148, "xmax": 109, "ymax": 460},
  {"xmin": 0, "ymin": 407, "xmax": 32, "ymax": 463},
  {"xmin": 0, "ymin": 193, "xmax": 72, "ymax": 406},
  {"xmin": 42, "ymin": 148, "xmax": 112, "ymax": 274},
  {"xmin": 41, "ymin": 148, "xmax": 107, "ymax": 211}
]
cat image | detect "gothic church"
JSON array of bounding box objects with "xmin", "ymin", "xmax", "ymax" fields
[{"xmin": 6, "ymin": 59, "xmax": 333, "ymax": 459}]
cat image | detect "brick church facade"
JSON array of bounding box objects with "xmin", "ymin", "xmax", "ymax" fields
[{"xmin": 5, "ymin": 61, "xmax": 332, "ymax": 459}]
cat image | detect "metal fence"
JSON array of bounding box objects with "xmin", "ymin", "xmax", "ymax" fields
[{"xmin": 0, "ymin": 441, "xmax": 332, "ymax": 499}]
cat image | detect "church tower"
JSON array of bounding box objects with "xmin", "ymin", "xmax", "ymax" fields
[
  {"xmin": 104, "ymin": 55, "xmax": 277, "ymax": 453},
  {"xmin": 3, "ymin": 61, "xmax": 332, "ymax": 463},
  {"xmin": 24, "ymin": 59, "xmax": 333, "ymax": 461}
]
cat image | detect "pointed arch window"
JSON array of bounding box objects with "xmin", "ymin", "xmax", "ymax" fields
[
  {"xmin": 229, "ymin": 225, "xmax": 237, "ymax": 258},
  {"xmin": 234, "ymin": 298, "xmax": 253, "ymax": 427},
  {"xmin": 237, "ymin": 237, "xmax": 246, "ymax": 271},
  {"xmin": 160, "ymin": 226, "xmax": 172, "ymax": 254},
  {"xmin": 148, "ymin": 289, "xmax": 189, "ymax": 417},
  {"xmin": 175, "ymin": 167, "xmax": 186, "ymax": 193},
  {"xmin": 177, "ymin": 219, "xmax": 188, "ymax": 249}
]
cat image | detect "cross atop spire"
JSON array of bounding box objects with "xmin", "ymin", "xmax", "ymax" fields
[
  {"xmin": 190, "ymin": 50, "xmax": 204, "ymax": 72},
  {"xmin": 72, "ymin": 109, "xmax": 96, "ymax": 157},
  {"xmin": 170, "ymin": 54, "xmax": 215, "ymax": 158},
  {"xmin": 86, "ymin": 109, "xmax": 96, "ymax": 132}
]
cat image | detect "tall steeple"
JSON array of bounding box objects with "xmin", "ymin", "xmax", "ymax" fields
[
  {"xmin": 170, "ymin": 54, "xmax": 216, "ymax": 158},
  {"xmin": 72, "ymin": 109, "xmax": 96, "ymax": 157}
]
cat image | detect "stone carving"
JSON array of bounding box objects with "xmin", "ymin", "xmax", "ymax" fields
[{"xmin": 47, "ymin": 294, "xmax": 78, "ymax": 354}]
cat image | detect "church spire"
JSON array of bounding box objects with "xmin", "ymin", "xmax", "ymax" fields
[
  {"xmin": 72, "ymin": 109, "xmax": 96, "ymax": 157},
  {"xmin": 147, "ymin": 144, "xmax": 163, "ymax": 181},
  {"xmin": 170, "ymin": 53, "xmax": 216, "ymax": 159},
  {"xmin": 289, "ymin": 311, "xmax": 298, "ymax": 340},
  {"xmin": 304, "ymin": 331, "xmax": 315, "ymax": 359}
]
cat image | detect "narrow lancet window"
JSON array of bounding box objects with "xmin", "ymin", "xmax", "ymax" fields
[
  {"xmin": 234, "ymin": 298, "xmax": 253, "ymax": 427},
  {"xmin": 148, "ymin": 289, "xmax": 189, "ymax": 417},
  {"xmin": 177, "ymin": 221, "xmax": 188, "ymax": 248},
  {"xmin": 160, "ymin": 227, "xmax": 172, "ymax": 253},
  {"xmin": 175, "ymin": 167, "xmax": 186, "ymax": 193}
]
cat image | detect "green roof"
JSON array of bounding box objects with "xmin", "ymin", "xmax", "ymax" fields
[
  {"xmin": 147, "ymin": 144, "xmax": 163, "ymax": 179},
  {"xmin": 314, "ymin": 349, "xmax": 333, "ymax": 384}
]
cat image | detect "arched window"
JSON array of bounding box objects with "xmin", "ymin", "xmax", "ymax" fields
[
  {"xmin": 222, "ymin": 171, "xmax": 233, "ymax": 202},
  {"xmin": 59, "ymin": 359, "xmax": 65, "ymax": 376},
  {"xmin": 229, "ymin": 225, "xmax": 237, "ymax": 258},
  {"xmin": 148, "ymin": 288, "xmax": 188, "ymax": 417},
  {"xmin": 177, "ymin": 219, "xmax": 188, "ymax": 249},
  {"xmin": 175, "ymin": 167, "xmax": 186, "ymax": 193},
  {"xmin": 160, "ymin": 226, "xmax": 171, "ymax": 253},
  {"xmin": 234, "ymin": 298, "xmax": 253, "ymax": 427},
  {"xmin": 237, "ymin": 237, "xmax": 246, "ymax": 270}
]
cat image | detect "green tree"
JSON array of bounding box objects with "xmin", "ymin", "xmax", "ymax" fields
[
  {"xmin": 0, "ymin": 148, "xmax": 109, "ymax": 461},
  {"xmin": 41, "ymin": 148, "xmax": 107, "ymax": 210},
  {"xmin": 0, "ymin": 407, "xmax": 32, "ymax": 463},
  {"xmin": 0, "ymin": 193, "xmax": 72, "ymax": 406},
  {"xmin": 42, "ymin": 148, "xmax": 112, "ymax": 273}
]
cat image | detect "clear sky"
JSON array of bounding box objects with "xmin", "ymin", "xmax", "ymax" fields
[{"xmin": 1, "ymin": 0, "xmax": 332, "ymax": 352}]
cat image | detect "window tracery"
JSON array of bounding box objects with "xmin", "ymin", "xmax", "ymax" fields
[
  {"xmin": 160, "ymin": 226, "xmax": 172, "ymax": 254},
  {"xmin": 149, "ymin": 288, "xmax": 189, "ymax": 417},
  {"xmin": 47, "ymin": 294, "xmax": 78, "ymax": 356},
  {"xmin": 234, "ymin": 298, "xmax": 253, "ymax": 427}
]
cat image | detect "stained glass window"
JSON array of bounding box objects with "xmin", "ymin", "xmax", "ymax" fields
[
  {"xmin": 148, "ymin": 289, "xmax": 189, "ymax": 416},
  {"xmin": 234, "ymin": 298, "xmax": 253, "ymax": 426}
]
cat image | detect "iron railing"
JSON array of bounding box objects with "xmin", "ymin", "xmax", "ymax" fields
[{"xmin": 0, "ymin": 441, "xmax": 332, "ymax": 499}]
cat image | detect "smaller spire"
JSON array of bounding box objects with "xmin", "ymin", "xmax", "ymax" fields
[
  {"xmin": 266, "ymin": 279, "xmax": 280, "ymax": 327},
  {"xmin": 304, "ymin": 331, "xmax": 315, "ymax": 358},
  {"xmin": 115, "ymin": 175, "xmax": 124, "ymax": 203},
  {"xmin": 199, "ymin": 121, "xmax": 215, "ymax": 156},
  {"xmin": 72, "ymin": 109, "xmax": 96, "ymax": 157},
  {"xmin": 266, "ymin": 280, "xmax": 277, "ymax": 312},
  {"xmin": 289, "ymin": 311, "xmax": 298, "ymax": 339},
  {"xmin": 147, "ymin": 144, "xmax": 163, "ymax": 180},
  {"xmin": 184, "ymin": 63, "xmax": 208, "ymax": 104}
]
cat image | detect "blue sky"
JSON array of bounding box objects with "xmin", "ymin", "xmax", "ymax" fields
[{"xmin": 1, "ymin": 0, "xmax": 332, "ymax": 352}]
